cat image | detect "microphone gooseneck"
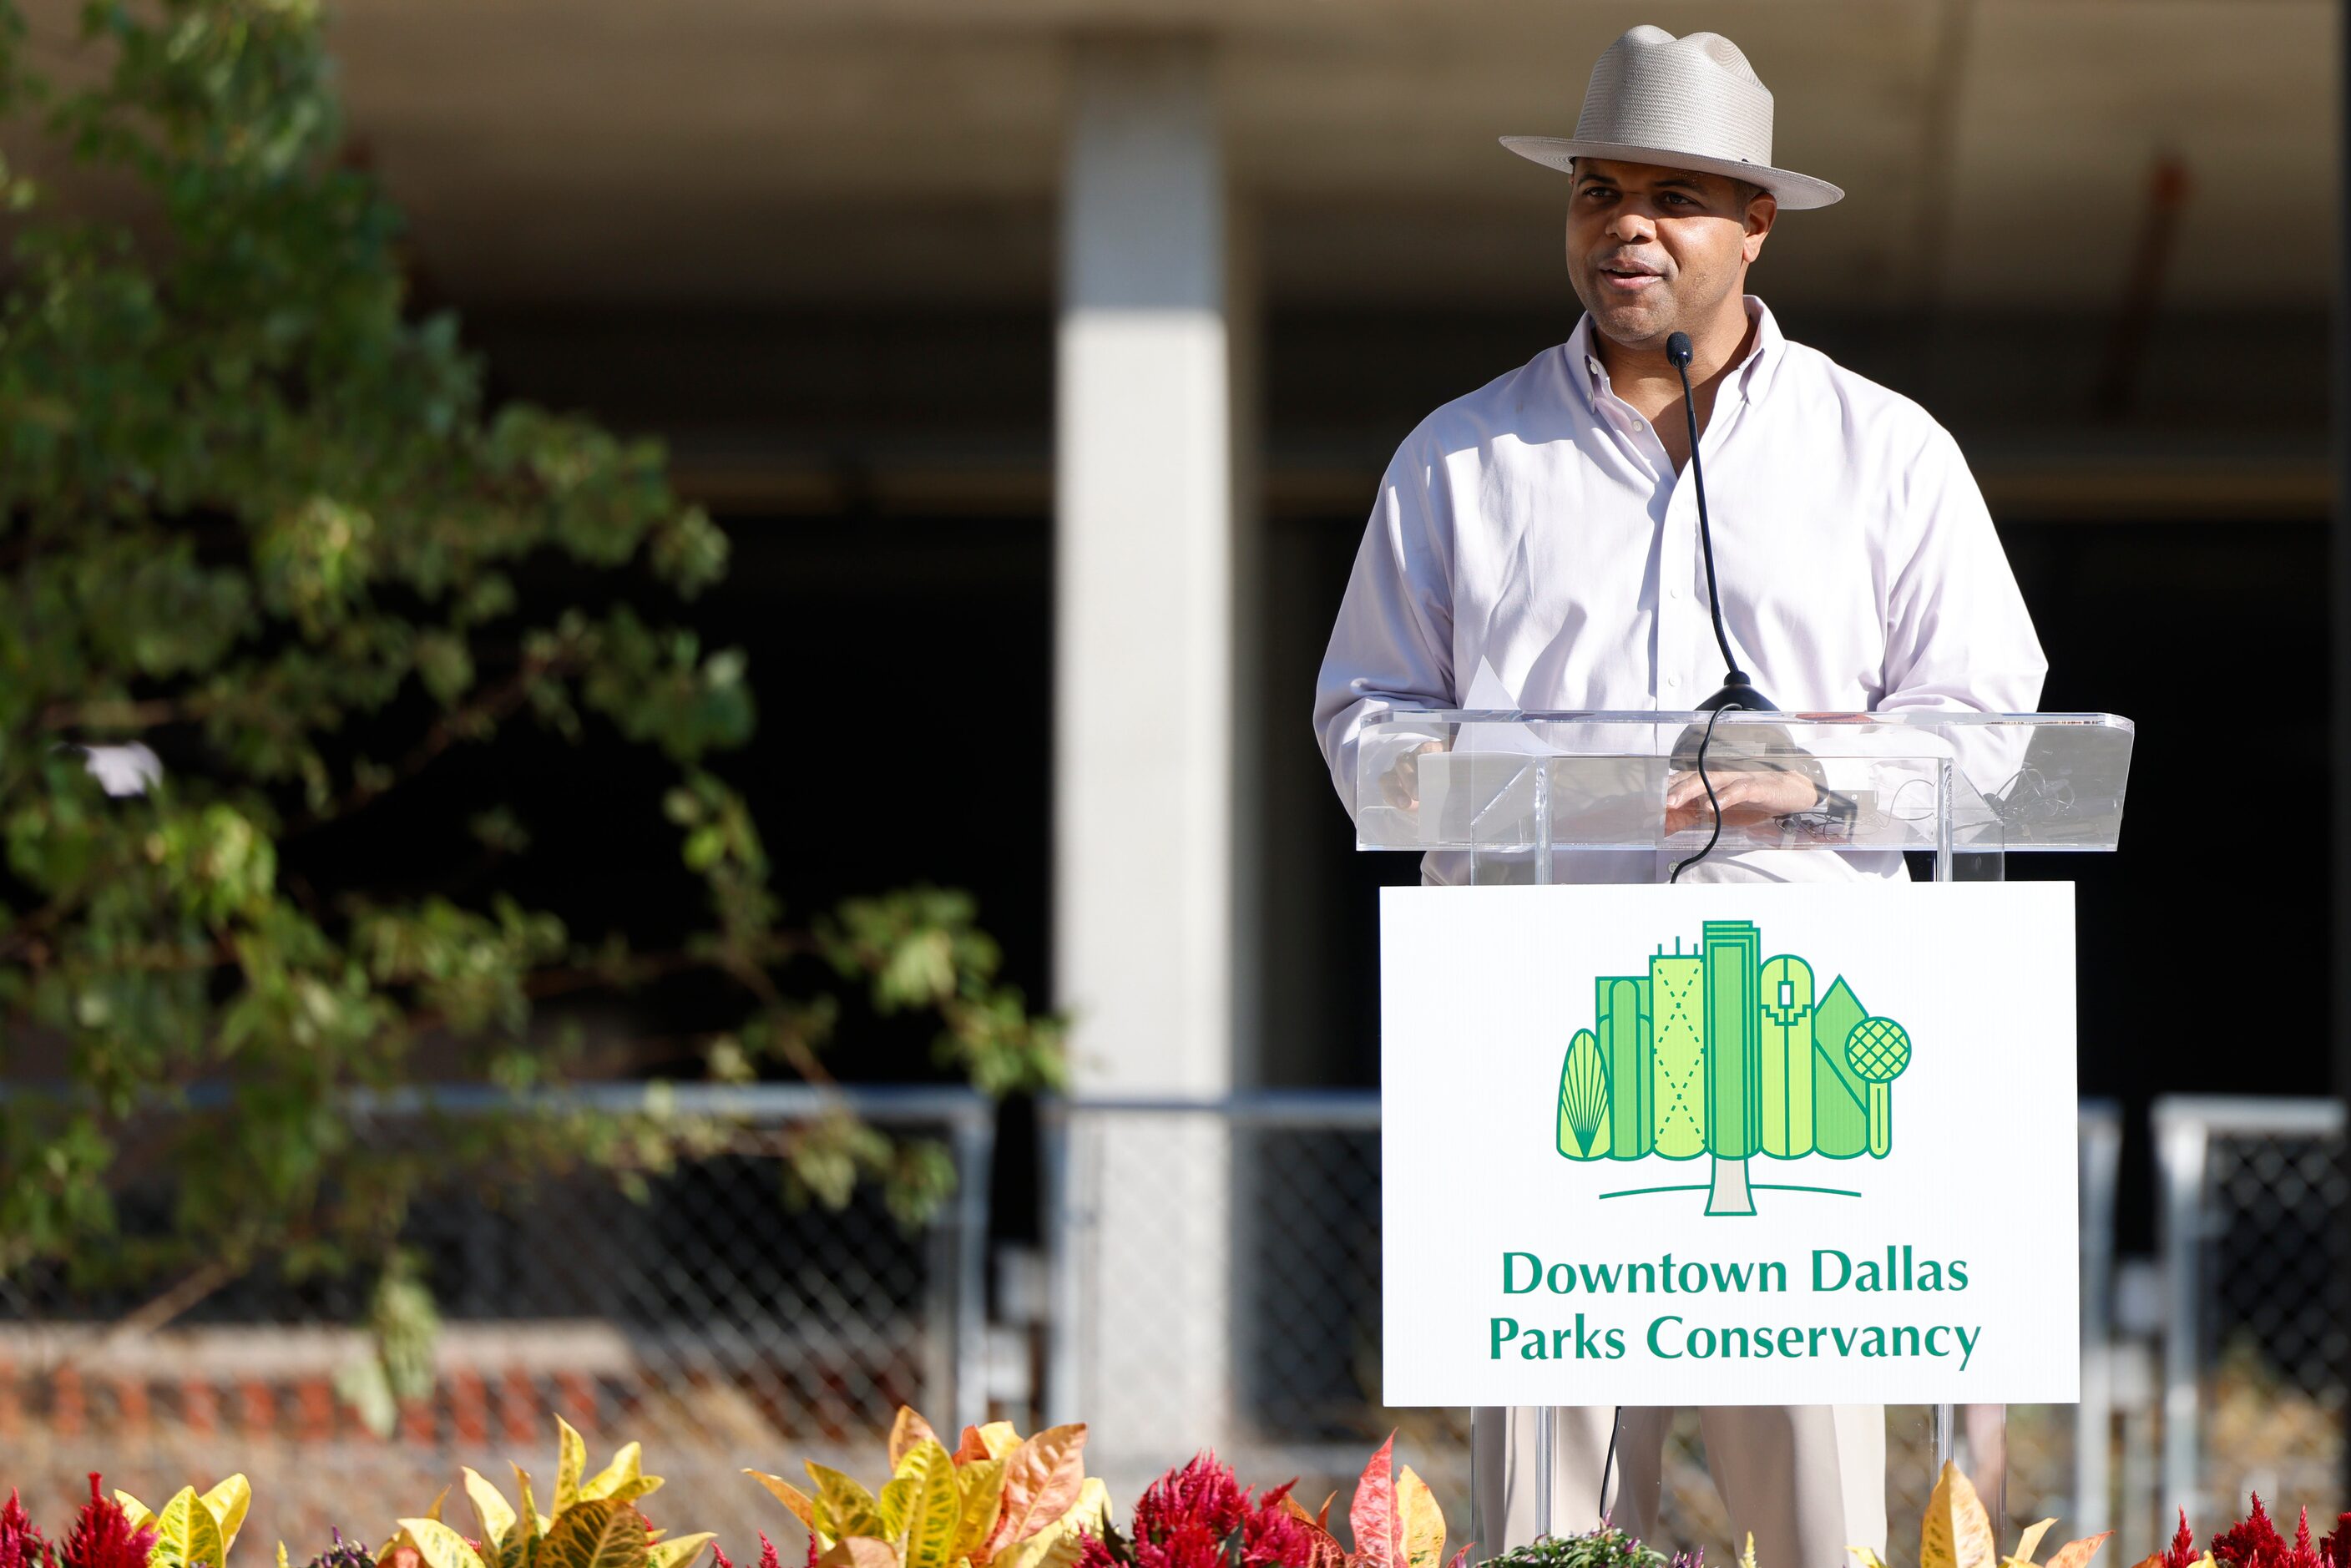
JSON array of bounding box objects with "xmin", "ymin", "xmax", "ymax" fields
[{"xmin": 1664, "ymin": 330, "xmax": 1773, "ymax": 715}]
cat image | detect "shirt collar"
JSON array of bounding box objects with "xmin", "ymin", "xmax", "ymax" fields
[{"xmin": 1570, "ymin": 296, "xmax": 1783, "ymax": 412}]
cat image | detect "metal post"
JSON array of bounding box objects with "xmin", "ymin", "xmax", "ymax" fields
[
  {"xmin": 2075, "ymin": 1101, "xmax": 2124, "ymax": 1536},
  {"xmin": 1040, "ymin": 1102, "xmax": 1084, "ymax": 1426},
  {"xmin": 2154, "ymin": 1106, "xmax": 2209, "ymax": 1525},
  {"xmin": 1530, "ymin": 755, "xmax": 1553, "ymax": 1540},
  {"xmin": 951, "ymin": 1109, "xmax": 997, "ymax": 1434},
  {"xmin": 1933, "ymin": 758, "xmax": 1954, "ymax": 883},
  {"xmin": 1929, "ymin": 758, "xmax": 1954, "ymax": 1465}
]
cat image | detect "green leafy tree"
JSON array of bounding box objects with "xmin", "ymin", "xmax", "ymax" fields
[{"xmin": 0, "ymin": 0, "xmax": 1062, "ymax": 1362}]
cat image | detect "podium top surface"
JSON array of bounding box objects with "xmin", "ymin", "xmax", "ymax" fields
[{"xmin": 1352, "ymin": 710, "xmax": 2133, "ymax": 855}]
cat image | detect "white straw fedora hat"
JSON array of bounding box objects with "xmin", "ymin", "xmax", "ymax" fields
[{"xmin": 1502, "ymin": 25, "xmax": 1843, "ymax": 210}]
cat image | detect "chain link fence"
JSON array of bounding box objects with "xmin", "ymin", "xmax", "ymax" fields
[
  {"xmin": 2154, "ymin": 1097, "xmax": 2347, "ymax": 1536},
  {"xmin": 0, "ymin": 1085, "xmax": 991, "ymax": 1560},
  {"xmin": 0, "ymin": 1085, "xmax": 2338, "ymax": 1568}
]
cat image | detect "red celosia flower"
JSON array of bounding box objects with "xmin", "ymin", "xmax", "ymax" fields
[
  {"xmin": 1134, "ymin": 1454, "xmax": 1252, "ymax": 1549},
  {"xmin": 2212, "ymin": 1497, "xmax": 2329, "ymax": 1568},
  {"xmin": 1124, "ymin": 1453, "xmax": 1317, "ymax": 1568},
  {"xmin": 1075, "ymin": 1534, "xmax": 1120, "ymax": 1568},
  {"xmin": 1, "ymin": 1490, "xmax": 53, "ymax": 1568},
  {"xmin": 1239, "ymin": 1502, "xmax": 1312, "ymax": 1568},
  {"xmin": 60, "ymin": 1475, "xmax": 156, "ymax": 1568},
  {"xmin": 2317, "ymin": 1515, "xmax": 2349, "ymax": 1568},
  {"xmin": 2158, "ymin": 1511, "xmax": 2201, "ymax": 1568},
  {"xmin": 716, "ymin": 1533, "xmax": 804, "ymax": 1568}
]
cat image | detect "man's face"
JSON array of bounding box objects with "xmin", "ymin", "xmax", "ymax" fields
[{"xmin": 1565, "ymin": 158, "xmax": 1775, "ymax": 349}]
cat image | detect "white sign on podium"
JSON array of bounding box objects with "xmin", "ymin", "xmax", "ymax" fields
[{"xmin": 1380, "ymin": 881, "xmax": 2079, "ymax": 1409}]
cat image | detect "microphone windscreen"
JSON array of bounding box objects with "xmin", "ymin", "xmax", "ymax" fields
[{"xmin": 1666, "ymin": 331, "xmax": 1693, "ymax": 367}]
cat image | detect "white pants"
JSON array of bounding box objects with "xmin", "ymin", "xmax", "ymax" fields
[{"xmin": 1471, "ymin": 1404, "xmax": 1887, "ymax": 1567}]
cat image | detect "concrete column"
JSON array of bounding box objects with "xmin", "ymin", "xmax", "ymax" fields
[
  {"xmin": 1055, "ymin": 38, "xmax": 1236, "ymax": 1098},
  {"xmin": 1053, "ymin": 35, "xmax": 1245, "ymax": 1479}
]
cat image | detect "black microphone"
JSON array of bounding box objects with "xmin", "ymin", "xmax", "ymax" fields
[{"xmin": 1665, "ymin": 330, "xmax": 1774, "ymax": 714}]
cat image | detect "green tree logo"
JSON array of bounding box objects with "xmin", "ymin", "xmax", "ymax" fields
[{"xmin": 1555, "ymin": 921, "xmax": 1912, "ymax": 1216}]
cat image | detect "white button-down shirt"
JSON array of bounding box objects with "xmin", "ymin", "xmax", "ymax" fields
[{"xmin": 1312, "ymin": 297, "xmax": 2046, "ymax": 884}]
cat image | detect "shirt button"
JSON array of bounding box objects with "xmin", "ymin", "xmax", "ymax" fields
[
  {"xmin": 1665, "ymin": 675, "xmax": 1681, "ymax": 689},
  {"xmin": 1668, "ymin": 586, "xmax": 1683, "ymax": 600}
]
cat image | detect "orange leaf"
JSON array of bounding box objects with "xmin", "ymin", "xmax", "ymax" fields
[
  {"xmin": 955, "ymin": 1429, "xmax": 994, "ymax": 1467},
  {"xmin": 988, "ymin": 1425, "xmax": 1089, "ymax": 1555},
  {"xmin": 892, "ymin": 1410, "xmax": 942, "ymax": 1470},
  {"xmin": 2045, "ymin": 1536, "xmax": 2114, "ymax": 1568},
  {"xmin": 817, "ymin": 1540, "xmax": 898, "ymax": 1568}
]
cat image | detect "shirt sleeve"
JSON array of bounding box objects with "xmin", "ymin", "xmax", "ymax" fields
[
  {"xmin": 1878, "ymin": 422, "xmax": 2047, "ymax": 716},
  {"xmin": 1312, "ymin": 438, "xmax": 1458, "ymax": 821},
  {"xmin": 1865, "ymin": 420, "xmax": 2049, "ymax": 805}
]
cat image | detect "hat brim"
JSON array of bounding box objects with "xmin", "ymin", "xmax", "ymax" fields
[{"xmin": 1500, "ymin": 134, "xmax": 1843, "ymax": 210}]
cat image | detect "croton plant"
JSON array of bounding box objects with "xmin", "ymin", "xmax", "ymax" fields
[{"xmin": 0, "ymin": 1408, "xmax": 2342, "ymax": 1568}]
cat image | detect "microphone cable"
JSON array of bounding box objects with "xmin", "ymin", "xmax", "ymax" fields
[
  {"xmin": 1669, "ymin": 701, "xmax": 1732, "ymax": 883},
  {"xmin": 1597, "ymin": 1406, "xmax": 1623, "ymax": 1525}
]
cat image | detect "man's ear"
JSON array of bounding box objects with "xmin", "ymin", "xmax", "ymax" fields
[{"xmin": 1742, "ymin": 190, "xmax": 1778, "ymax": 263}]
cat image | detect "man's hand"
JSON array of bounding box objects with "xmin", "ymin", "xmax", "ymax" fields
[
  {"xmin": 1379, "ymin": 740, "xmax": 1448, "ymax": 810},
  {"xmin": 1663, "ymin": 766, "xmax": 1818, "ymax": 837}
]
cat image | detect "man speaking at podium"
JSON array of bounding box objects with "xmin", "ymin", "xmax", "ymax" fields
[{"xmin": 1311, "ymin": 23, "xmax": 2046, "ymax": 1568}]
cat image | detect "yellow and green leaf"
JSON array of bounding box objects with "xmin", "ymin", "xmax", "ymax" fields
[
  {"xmin": 897, "ymin": 1444, "xmax": 962, "ymax": 1568},
  {"xmin": 877, "ymin": 1481, "xmax": 916, "ymax": 1545},
  {"xmin": 1051, "ymin": 1482, "xmax": 1108, "ymax": 1542},
  {"xmin": 540, "ymin": 1502, "xmax": 650, "ymax": 1568},
  {"xmin": 115, "ymin": 1495, "xmax": 156, "ymax": 1535},
  {"xmin": 154, "ymin": 1488, "xmax": 228, "ymax": 1568},
  {"xmin": 891, "ymin": 1409, "xmax": 942, "ymax": 1469},
  {"xmin": 747, "ymin": 1474, "xmax": 821, "ymax": 1540},
  {"xmin": 807, "ymin": 1465, "xmax": 885, "ymax": 1542},
  {"xmin": 950, "ymin": 1464, "xmax": 1006, "ymax": 1561},
  {"xmin": 580, "ymin": 1444, "xmax": 647, "ymax": 1505},
  {"xmin": 646, "ymin": 1535, "xmax": 715, "ymax": 1568},
  {"xmin": 201, "ymin": 1477, "xmax": 253, "ymax": 1555},
  {"xmin": 993, "ymin": 1522, "xmax": 1081, "ymax": 1568},
  {"xmin": 2004, "ymin": 1520, "xmax": 2059, "ymax": 1567},
  {"xmin": 398, "ymin": 1520, "xmax": 489, "ymax": 1568},
  {"xmin": 1919, "ymin": 1463, "xmax": 2000, "ymax": 1568},
  {"xmin": 556, "ymin": 1419, "xmax": 591, "ymax": 1517},
  {"xmin": 509, "ymin": 1468, "xmax": 549, "ymax": 1568},
  {"xmin": 465, "ymin": 1469, "xmax": 518, "ymax": 1551},
  {"xmin": 1394, "ymin": 1468, "xmax": 1443, "ymax": 1568}
]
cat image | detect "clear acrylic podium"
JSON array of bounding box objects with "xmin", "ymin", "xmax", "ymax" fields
[{"xmin": 1352, "ymin": 708, "xmax": 2135, "ymax": 1551}]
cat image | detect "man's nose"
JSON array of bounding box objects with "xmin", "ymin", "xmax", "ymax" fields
[{"xmin": 1606, "ymin": 208, "xmax": 1657, "ymax": 244}]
